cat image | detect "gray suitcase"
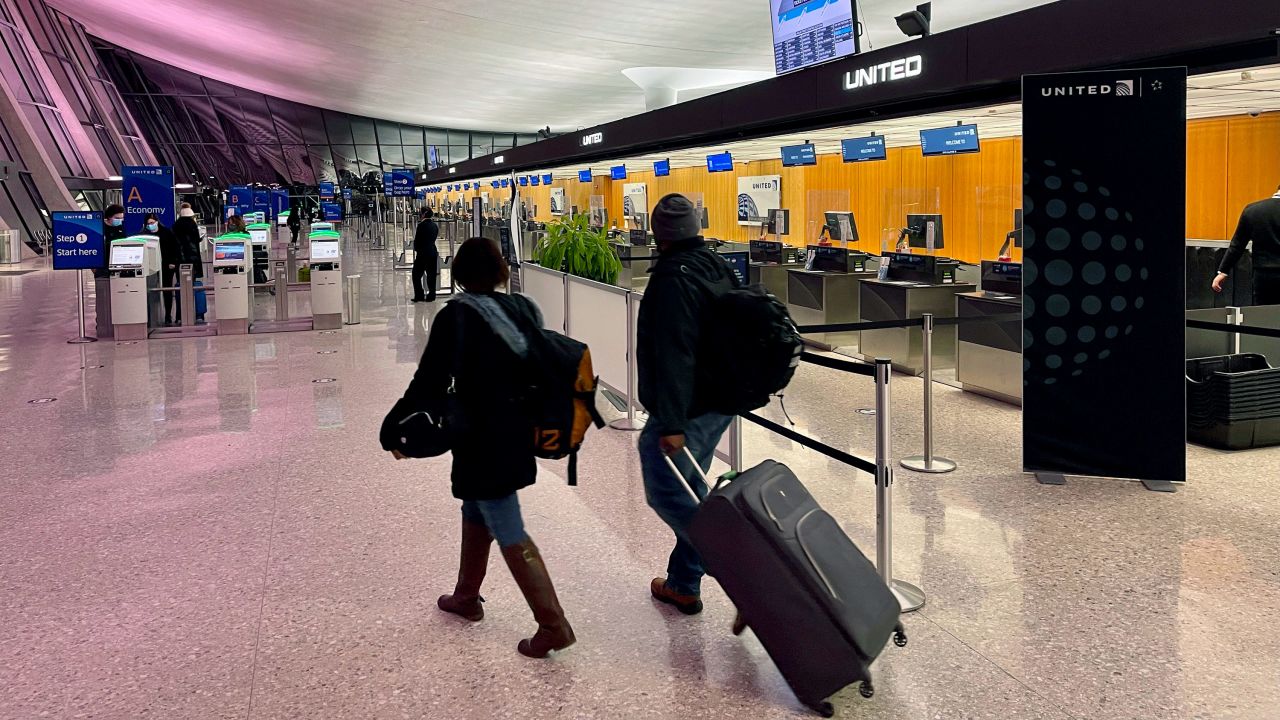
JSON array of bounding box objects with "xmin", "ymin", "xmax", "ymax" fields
[{"xmin": 665, "ymin": 451, "xmax": 906, "ymax": 717}]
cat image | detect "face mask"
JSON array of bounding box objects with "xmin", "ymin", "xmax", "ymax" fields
[
  {"xmin": 110, "ymin": 218, "xmax": 123, "ymax": 227},
  {"xmin": 146, "ymin": 223, "xmax": 158, "ymax": 232}
]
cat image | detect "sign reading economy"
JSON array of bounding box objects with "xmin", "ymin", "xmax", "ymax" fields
[
  {"xmin": 121, "ymin": 165, "xmax": 174, "ymax": 236},
  {"xmin": 51, "ymin": 211, "xmax": 105, "ymax": 271}
]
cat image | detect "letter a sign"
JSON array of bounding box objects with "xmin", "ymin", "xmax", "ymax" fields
[{"xmin": 120, "ymin": 166, "xmax": 175, "ymax": 236}]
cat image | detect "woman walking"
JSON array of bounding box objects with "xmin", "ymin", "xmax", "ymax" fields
[{"xmin": 381, "ymin": 237, "xmax": 575, "ymax": 658}]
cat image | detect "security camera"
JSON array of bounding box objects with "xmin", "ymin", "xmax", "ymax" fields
[{"xmin": 1249, "ymin": 110, "xmax": 1263, "ymax": 118}]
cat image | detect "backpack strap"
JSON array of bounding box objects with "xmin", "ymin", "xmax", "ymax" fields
[{"xmin": 567, "ymin": 451, "xmax": 578, "ymax": 487}]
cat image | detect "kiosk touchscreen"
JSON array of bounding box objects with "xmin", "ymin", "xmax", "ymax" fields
[
  {"xmin": 214, "ymin": 240, "xmax": 247, "ymax": 266},
  {"xmin": 906, "ymin": 214, "xmax": 944, "ymax": 250},
  {"xmin": 109, "ymin": 244, "xmax": 145, "ymax": 271},
  {"xmin": 824, "ymin": 212, "xmax": 858, "ymax": 243},
  {"xmin": 310, "ymin": 240, "xmax": 340, "ymax": 262}
]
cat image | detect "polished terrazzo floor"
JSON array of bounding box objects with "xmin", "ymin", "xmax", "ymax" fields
[{"xmin": 2, "ymin": 241, "xmax": 1278, "ymax": 720}]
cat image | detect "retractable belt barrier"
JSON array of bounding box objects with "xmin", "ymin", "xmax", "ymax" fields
[
  {"xmin": 1185, "ymin": 319, "xmax": 1280, "ymax": 340},
  {"xmin": 797, "ymin": 312, "xmax": 1022, "ymax": 335}
]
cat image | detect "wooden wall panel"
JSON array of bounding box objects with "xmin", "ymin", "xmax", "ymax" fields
[
  {"xmin": 1186, "ymin": 118, "xmax": 1229, "ymax": 239},
  {"xmin": 1226, "ymin": 113, "xmax": 1280, "ymax": 233}
]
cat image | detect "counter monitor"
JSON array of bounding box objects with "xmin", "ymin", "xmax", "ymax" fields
[
  {"xmin": 981, "ymin": 260, "xmax": 1023, "ymax": 295},
  {"xmin": 842, "ymin": 135, "xmax": 887, "ymax": 162},
  {"xmin": 706, "ymin": 152, "xmax": 734, "ymax": 173},
  {"xmin": 720, "ymin": 251, "xmax": 749, "ymax": 285},
  {"xmin": 781, "ymin": 143, "xmax": 817, "ymax": 167},
  {"xmin": 920, "ymin": 124, "xmax": 981, "ymax": 156},
  {"xmin": 809, "ymin": 245, "xmax": 850, "ymax": 274},
  {"xmin": 214, "ymin": 241, "xmax": 247, "ymax": 265},
  {"xmin": 110, "ymin": 244, "xmax": 144, "ymax": 268},
  {"xmin": 310, "ymin": 241, "xmax": 340, "ymax": 262},
  {"xmin": 906, "ymin": 213, "xmax": 945, "ymax": 250},
  {"xmin": 766, "ymin": 208, "xmax": 790, "ymax": 236},
  {"xmin": 824, "ymin": 211, "xmax": 858, "ymax": 242},
  {"xmin": 654, "ymin": 159, "xmax": 671, "ymax": 177},
  {"xmin": 751, "ymin": 240, "xmax": 784, "ymax": 264}
]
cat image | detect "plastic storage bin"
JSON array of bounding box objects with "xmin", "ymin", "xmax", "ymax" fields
[{"xmin": 1186, "ymin": 354, "xmax": 1280, "ymax": 450}]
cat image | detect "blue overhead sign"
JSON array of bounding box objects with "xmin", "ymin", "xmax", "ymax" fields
[
  {"xmin": 383, "ymin": 172, "xmax": 394, "ymax": 196},
  {"xmin": 321, "ymin": 202, "xmax": 343, "ymax": 221},
  {"xmin": 920, "ymin": 124, "xmax": 981, "ymax": 156},
  {"xmin": 319, "ymin": 181, "xmax": 335, "ymax": 199},
  {"xmin": 51, "ymin": 211, "xmax": 105, "ymax": 270},
  {"xmin": 228, "ymin": 185, "xmax": 252, "ymax": 216},
  {"xmin": 393, "ymin": 169, "xmax": 414, "ymax": 197},
  {"xmin": 270, "ymin": 189, "xmax": 290, "ymax": 218},
  {"xmin": 253, "ymin": 189, "xmax": 271, "ymax": 217},
  {"xmin": 342, "ymin": 187, "xmax": 353, "ymax": 200},
  {"xmin": 121, "ymin": 165, "xmax": 174, "ymax": 236}
]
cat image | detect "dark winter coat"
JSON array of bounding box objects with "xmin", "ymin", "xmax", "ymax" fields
[
  {"xmin": 636, "ymin": 237, "xmax": 737, "ymax": 436},
  {"xmin": 381, "ymin": 293, "xmax": 543, "ymax": 501},
  {"xmin": 172, "ymin": 216, "xmax": 203, "ymax": 279}
]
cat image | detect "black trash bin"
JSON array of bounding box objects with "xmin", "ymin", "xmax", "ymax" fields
[{"xmin": 1186, "ymin": 354, "xmax": 1280, "ymax": 450}]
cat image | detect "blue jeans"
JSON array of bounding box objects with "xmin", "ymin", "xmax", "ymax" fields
[
  {"xmin": 460, "ymin": 493, "xmax": 528, "ymax": 547},
  {"xmin": 639, "ymin": 412, "xmax": 733, "ymax": 596}
]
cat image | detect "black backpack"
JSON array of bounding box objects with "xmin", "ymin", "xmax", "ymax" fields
[
  {"xmin": 699, "ymin": 276, "xmax": 803, "ymax": 416},
  {"xmin": 505, "ymin": 301, "xmax": 606, "ymax": 486}
]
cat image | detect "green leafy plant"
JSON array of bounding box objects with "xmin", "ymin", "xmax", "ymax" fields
[{"xmin": 532, "ymin": 214, "xmax": 622, "ymax": 285}]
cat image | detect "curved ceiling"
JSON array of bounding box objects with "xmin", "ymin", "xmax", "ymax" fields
[{"xmin": 53, "ymin": 0, "xmax": 1055, "ymax": 132}]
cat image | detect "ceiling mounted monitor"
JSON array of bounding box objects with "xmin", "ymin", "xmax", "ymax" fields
[
  {"xmin": 781, "ymin": 143, "xmax": 817, "ymax": 167},
  {"xmin": 920, "ymin": 123, "xmax": 981, "ymax": 156},
  {"xmin": 842, "ymin": 135, "xmax": 887, "ymax": 162},
  {"xmin": 771, "ymin": 0, "xmax": 860, "ymax": 75},
  {"xmin": 610, "ymin": 165, "xmax": 628, "ymax": 180},
  {"xmin": 578, "ymin": 170, "xmax": 593, "ymax": 183},
  {"xmin": 654, "ymin": 159, "xmax": 671, "ymax": 177},
  {"xmin": 542, "ymin": 173, "xmax": 553, "ymax": 184},
  {"xmin": 707, "ymin": 152, "xmax": 734, "ymax": 173}
]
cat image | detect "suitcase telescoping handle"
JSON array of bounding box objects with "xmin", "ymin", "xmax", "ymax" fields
[{"xmin": 663, "ymin": 446, "xmax": 713, "ymax": 505}]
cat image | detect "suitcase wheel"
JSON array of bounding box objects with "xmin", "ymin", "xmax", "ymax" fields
[
  {"xmin": 894, "ymin": 627, "xmax": 908, "ymax": 648},
  {"xmin": 859, "ymin": 682, "xmax": 875, "ymax": 699},
  {"xmin": 807, "ymin": 700, "xmax": 836, "ymax": 717}
]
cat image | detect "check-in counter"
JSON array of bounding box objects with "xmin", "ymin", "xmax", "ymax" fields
[
  {"xmin": 858, "ymin": 279, "xmax": 977, "ymax": 374},
  {"xmin": 956, "ymin": 292, "xmax": 1023, "ymax": 405},
  {"xmin": 787, "ymin": 268, "xmax": 878, "ymax": 351},
  {"xmin": 751, "ymin": 263, "xmax": 800, "ymax": 303}
]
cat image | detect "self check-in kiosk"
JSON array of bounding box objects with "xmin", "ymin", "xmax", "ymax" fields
[
  {"xmin": 213, "ymin": 232, "xmax": 252, "ymax": 335},
  {"xmin": 109, "ymin": 235, "xmax": 161, "ymax": 340},
  {"xmin": 956, "ymin": 261, "xmax": 1023, "ymax": 404},
  {"xmin": 247, "ymin": 222, "xmax": 271, "ymax": 287},
  {"xmin": 308, "ymin": 232, "xmax": 342, "ymax": 330}
]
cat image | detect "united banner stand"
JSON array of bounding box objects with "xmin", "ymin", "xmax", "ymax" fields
[
  {"xmin": 52, "ymin": 211, "xmax": 105, "ymax": 344},
  {"xmin": 1022, "ymin": 67, "xmax": 1187, "ymax": 492}
]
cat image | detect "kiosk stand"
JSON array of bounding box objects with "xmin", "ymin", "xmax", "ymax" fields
[
  {"xmin": 309, "ymin": 234, "xmax": 342, "ymax": 330},
  {"xmin": 213, "ymin": 233, "xmax": 252, "ymax": 335},
  {"xmin": 108, "ymin": 236, "xmax": 160, "ymax": 341}
]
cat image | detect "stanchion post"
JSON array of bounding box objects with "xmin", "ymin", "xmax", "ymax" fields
[
  {"xmin": 610, "ymin": 291, "xmax": 645, "ymax": 432},
  {"xmin": 179, "ymin": 264, "xmax": 195, "ymax": 327},
  {"xmin": 345, "ymin": 274, "xmax": 361, "ymax": 325},
  {"xmin": 901, "ymin": 313, "xmax": 957, "ymax": 474},
  {"xmin": 67, "ymin": 268, "xmax": 97, "ymax": 344},
  {"xmin": 1227, "ymin": 306, "xmax": 1243, "ymax": 355},
  {"xmin": 875, "ymin": 357, "xmax": 925, "ymax": 613}
]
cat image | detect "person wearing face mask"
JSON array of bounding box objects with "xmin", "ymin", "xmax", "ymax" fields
[
  {"xmin": 145, "ymin": 212, "xmax": 181, "ymax": 326},
  {"xmin": 95, "ymin": 205, "xmax": 127, "ymax": 338}
]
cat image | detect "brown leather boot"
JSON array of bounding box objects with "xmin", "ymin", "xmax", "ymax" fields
[
  {"xmin": 501, "ymin": 538, "xmax": 576, "ymax": 658},
  {"xmin": 437, "ymin": 519, "xmax": 491, "ymax": 622}
]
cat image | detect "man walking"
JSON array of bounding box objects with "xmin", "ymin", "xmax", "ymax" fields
[
  {"xmin": 636, "ymin": 194, "xmax": 737, "ymax": 615},
  {"xmin": 412, "ymin": 207, "xmax": 441, "ymax": 302},
  {"xmin": 1214, "ymin": 183, "xmax": 1280, "ymax": 305}
]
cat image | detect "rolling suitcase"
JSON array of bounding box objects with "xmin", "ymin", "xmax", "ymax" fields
[{"xmin": 664, "ymin": 450, "xmax": 906, "ymax": 717}]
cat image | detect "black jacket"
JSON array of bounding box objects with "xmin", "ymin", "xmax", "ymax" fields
[
  {"xmin": 172, "ymin": 216, "xmax": 203, "ymax": 279},
  {"xmin": 414, "ymin": 219, "xmax": 440, "ymax": 256},
  {"xmin": 637, "ymin": 238, "xmax": 737, "ymax": 436},
  {"xmin": 381, "ymin": 293, "xmax": 542, "ymax": 500},
  {"xmin": 1220, "ymin": 196, "xmax": 1280, "ymax": 274},
  {"xmin": 152, "ymin": 224, "xmax": 180, "ymax": 272}
]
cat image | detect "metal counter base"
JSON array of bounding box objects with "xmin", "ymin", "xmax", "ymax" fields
[
  {"xmin": 857, "ymin": 280, "xmax": 977, "ymax": 374},
  {"xmin": 955, "ymin": 292, "xmax": 1023, "ymax": 406},
  {"xmin": 786, "ymin": 269, "xmax": 877, "ymax": 351},
  {"xmin": 751, "ymin": 263, "xmax": 799, "ymax": 304}
]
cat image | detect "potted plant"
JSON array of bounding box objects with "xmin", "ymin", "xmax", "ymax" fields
[{"xmin": 532, "ymin": 214, "xmax": 622, "ymax": 285}]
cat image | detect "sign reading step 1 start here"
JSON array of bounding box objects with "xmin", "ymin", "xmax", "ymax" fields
[{"xmin": 51, "ymin": 211, "xmax": 104, "ymax": 270}]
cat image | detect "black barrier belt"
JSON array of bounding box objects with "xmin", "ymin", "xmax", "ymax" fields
[
  {"xmin": 796, "ymin": 317, "xmax": 923, "ymax": 333},
  {"xmin": 1186, "ymin": 319, "xmax": 1280, "ymax": 340},
  {"xmin": 934, "ymin": 313, "xmax": 1023, "ymax": 326},
  {"xmin": 742, "ymin": 412, "xmax": 877, "ymax": 475},
  {"xmin": 799, "ymin": 351, "xmax": 876, "ymax": 377}
]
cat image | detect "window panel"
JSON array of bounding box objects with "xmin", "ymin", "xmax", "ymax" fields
[
  {"xmin": 354, "ymin": 144, "xmax": 381, "ymax": 173},
  {"xmin": 402, "ymin": 145, "xmax": 424, "ymax": 172},
  {"xmin": 375, "ymin": 144, "xmax": 401, "ymax": 168},
  {"xmin": 424, "ymin": 128, "xmax": 448, "ymax": 147},
  {"xmin": 295, "ymin": 105, "xmax": 327, "ymax": 144},
  {"xmin": 308, "ymin": 145, "xmax": 335, "ymax": 183},
  {"xmin": 202, "ymin": 76, "xmax": 238, "ymax": 97},
  {"xmin": 376, "ymin": 119, "xmax": 401, "ymax": 145},
  {"xmin": 401, "ymin": 125, "xmax": 424, "ymax": 146},
  {"xmin": 267, "ymin": 98, "xmax": 304, "ymax": 145},
  {"xmin": 283, "ymin": 145, "xmax": 314, "ymax": 184},
  {"xmin": 350, "ymin": 117, "xmax": 376, "ymax": 144},
  {"xmin": 322, "ymin": 111, "xmax": 353, "ymax": 145},
  {"xmin": 178, "ymin": 95, "xmax": 225, "ymax": 143}
]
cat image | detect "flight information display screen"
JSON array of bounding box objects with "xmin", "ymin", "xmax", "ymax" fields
[
  {"xmin": 842, "ymin": 135, "xmax": 886, "ymax": 162},
  {"xmin": 610, "ymin": 165, "xmax": 627, "ymax": 180},
  {"xmin": 578, "ymin": 170, "xmax": 592, "ymax": 183},
  {"xmin": 706, "ymin": 152, "xmax": 734, "ymax": 173},
  {"xmin": 920, "ymin": 124, "xmax": 981, "ymax": 155},
  {"xmin": 781, "ymin": 143, "xmax": 817, "ymax": 167},
  {"xmin": 771, "ymin": 0, "xmax": 859, "ymax": 75},
  {"xmin": 654, "ymin": 159, "xmax": 671, "ymax": 177}
]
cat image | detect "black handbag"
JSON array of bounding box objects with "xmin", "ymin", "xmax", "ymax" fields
[{"xmin": 393, "ymin": 406, "xmax": 452, "ymax": 458}]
